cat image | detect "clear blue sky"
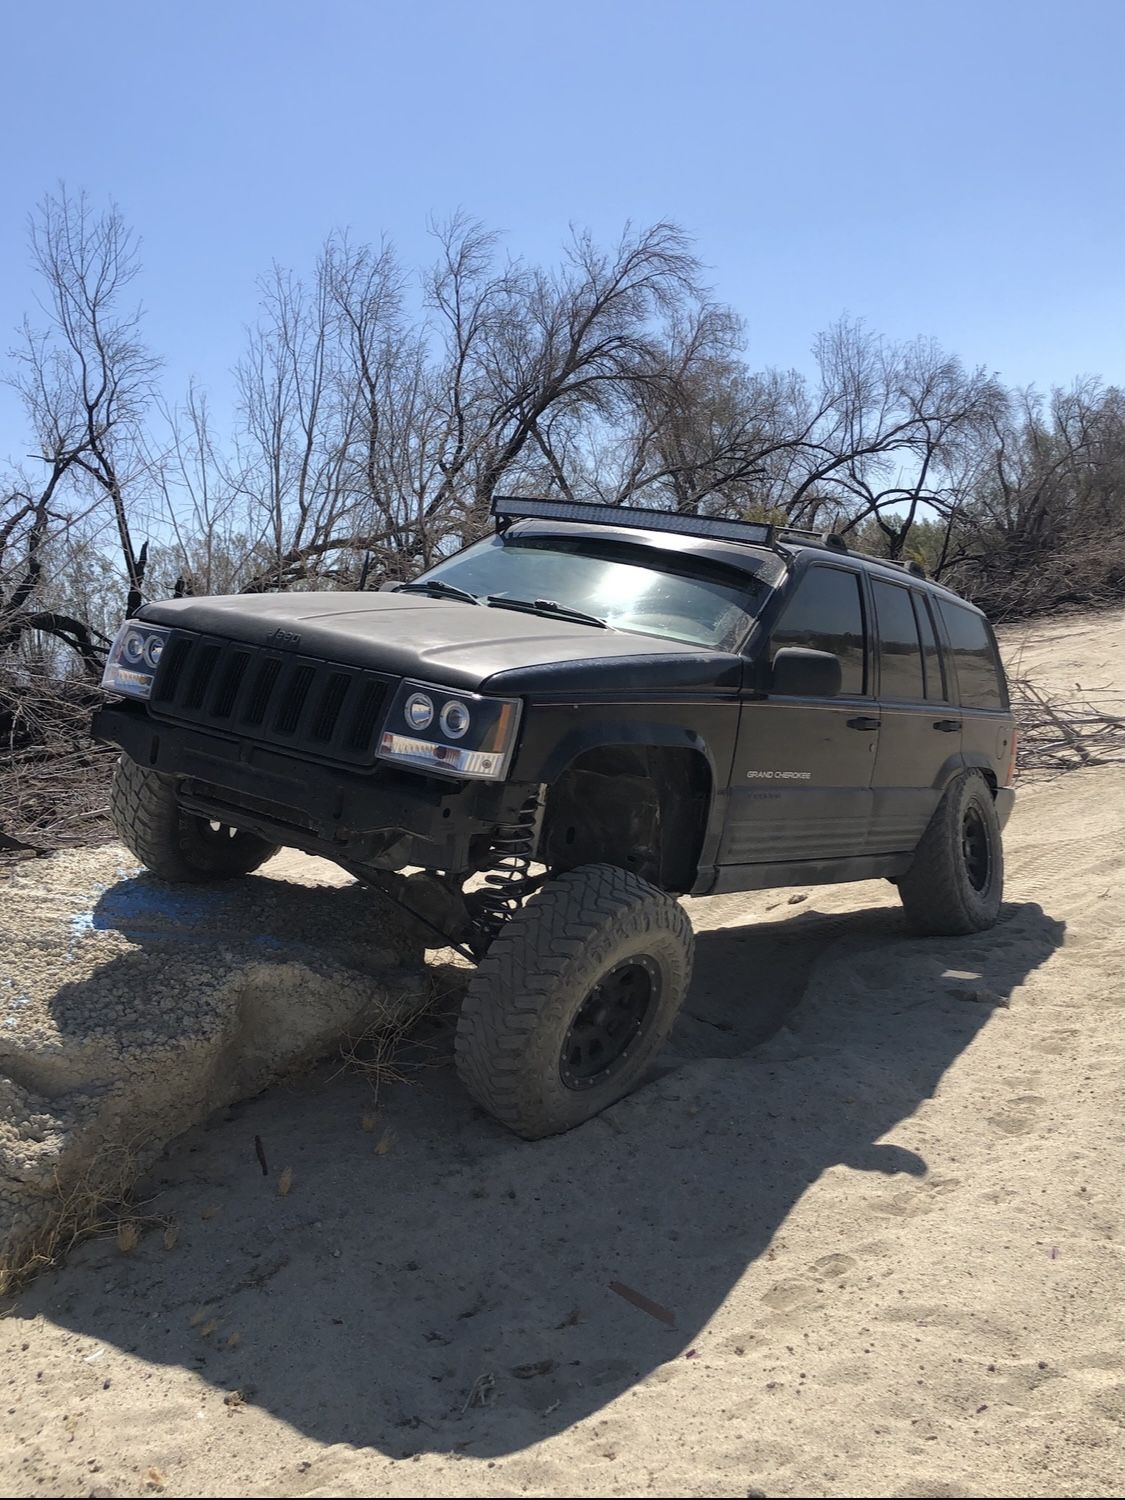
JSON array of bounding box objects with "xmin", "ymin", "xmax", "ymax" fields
[{"xmin": 2, "ymin": 0, "xmax": 1123, "ymax": 468}]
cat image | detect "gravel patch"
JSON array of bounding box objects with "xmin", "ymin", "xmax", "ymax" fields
[{"xmin": 0, "ymin": 844, "xmax": 426, "ymax": 1279}]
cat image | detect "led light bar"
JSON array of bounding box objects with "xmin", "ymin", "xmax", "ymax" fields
[{"xmin": 491, "ymin": 495, "xmax": 773, "ymax": 547}]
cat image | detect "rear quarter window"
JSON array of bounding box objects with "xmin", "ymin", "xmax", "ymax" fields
[
  {"xmin": 938, "ymin": 600, "xmax": 1007, "ymax": 710},
  {"xmin": 912, "ymin": 592, "xmax": 948, "ymax": 702}
]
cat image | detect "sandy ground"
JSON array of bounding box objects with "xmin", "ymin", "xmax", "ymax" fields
[{"xmin": 2, "ymin": 609, "xmax": 1125, "ymax": 1499}]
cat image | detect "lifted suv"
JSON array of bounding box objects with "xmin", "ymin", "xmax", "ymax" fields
[{"xmin": 93, "ymin": 497, "xmax": 1017, "ymax": 1138}]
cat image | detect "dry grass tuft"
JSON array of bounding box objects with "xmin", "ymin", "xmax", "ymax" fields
[
  {"xmin": 0, "ymin": 1137, "xmax": 174, "ymax": 1297},
  {"xmin": 115, "ymin": 1220, "xmax": 141, "ymax": 1254},
  {"xmin": 337, "ymin": 973, "xmax": 462, "ymax": 1109},
  {"xmin": 0, "ymin": 669, "xmax": 115, "ymax": 854}
]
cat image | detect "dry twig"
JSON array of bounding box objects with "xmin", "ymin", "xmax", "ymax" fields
[{"xmin": 1010, "ymin": 674, "xmax": 1125, "ymax": 775}]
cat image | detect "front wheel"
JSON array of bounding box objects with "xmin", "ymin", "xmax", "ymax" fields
[
  {"xmin": 897, "ymin": 771, "xmax": 1004, "ymax": 935},
  {"xmin": 109, "ymin": 754, "xmax": 279, "ymax": 882},
  {"xmin": 454, "ymin": 863, "xmax": 695, "ymax": 1139}
]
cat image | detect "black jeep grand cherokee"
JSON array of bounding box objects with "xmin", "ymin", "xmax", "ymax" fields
[{"xmin": 93, "ymin": 497, "xmax": 1016, "ymax": 1138}]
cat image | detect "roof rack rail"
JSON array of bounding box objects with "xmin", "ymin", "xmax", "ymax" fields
[
  {"xmin": 846, "ymin": 548, "xmax": 927, "ymax": 579},
  {"xmin": 775, "ymin": 524, "xmax": 849, "ymax": 553},
  {"xmin": 776, "ymin": 525, "xmax": 927, "ymax": 578}
]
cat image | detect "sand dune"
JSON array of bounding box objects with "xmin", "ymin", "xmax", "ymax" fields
[{"xmin": 2, "ymin": 609, "xmax": 1124, "ymax": 1498}]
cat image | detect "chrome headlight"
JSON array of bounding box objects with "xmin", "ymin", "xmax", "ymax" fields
[
  {"xmin": 404, "ymin": 691, "xmax": 435, "ymax": 731},
  {"xmin": 378, "ymin": 679, "xmax": 522, "ymax": 782},
  {"xmin": 101, "ymin": 621, "xmax": 171, "ymax": 700}
]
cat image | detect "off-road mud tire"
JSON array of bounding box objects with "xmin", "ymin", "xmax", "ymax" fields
[
  {"xmin": 897, "ymin": 770, "xmax": 1004, "ymax": 935},
  {"xmin": 109, "ymin": 754, "xmax": 279, "ymax": 882},
  {"xmin": 455, "ymin": 863, "xmax": 695, "ymax": 1139}
]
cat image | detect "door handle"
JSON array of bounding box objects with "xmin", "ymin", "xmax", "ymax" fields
[
  {"xmin": 846, "ymin": 716, "xmax": 881, "ymax": 731},
  {"xmin": 932, "ymin": 719, "xmax": 962, "ymax": 733}
]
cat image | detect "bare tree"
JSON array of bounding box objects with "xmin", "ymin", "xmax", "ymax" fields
[
  {"xmin": 602, "ymin": 331, "xmax": 800, "ymax": 515},
  {"xmin": 147, "ymin": 382, "xmax": 257, "ymax": 597},
  {"xmin": 821, "ymin": 338, "xmax": 1007, "ymax": 556},
  {"xmin": 0, "ymin": 188, "xmax": 158, "ymax": 673},
  {"xmin": 589, "ymin": 320, "xmax": 1007, "ymax": 548},
  {"xmin": 234, "ymin": 255, "xmax": 345, "ymax": 591},
  {"xmin": 226, "ymin": 219, "xmax": 719, "ymax": 591},
  {"xmin": 948, "ymin": 379, "xmax": 1125, "ymax": 613},
  {"xmin": 418, "ymin": 218, "xmax": 711, "ymax": 532}
]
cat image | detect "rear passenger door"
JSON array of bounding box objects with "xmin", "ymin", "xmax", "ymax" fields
[{"xmin": 868, "ymin": 580, "xmax": 958, "ymax": 853}]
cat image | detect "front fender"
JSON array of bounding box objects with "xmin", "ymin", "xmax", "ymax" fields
[{"xmin": 521, "ymin": 718, "xmax": 721, "ymax": 787}]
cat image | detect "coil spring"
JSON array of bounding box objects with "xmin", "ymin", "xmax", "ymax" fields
[{"xmin": 473, "ymin": 790, "xmax": 544, "ymax": 944}]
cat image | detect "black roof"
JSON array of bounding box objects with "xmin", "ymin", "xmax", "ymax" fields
[
  {"xmin": 776, "ymin": 532, "xmax": 972, "ymax": 606},
  {"xmin": 500, "ymin": 515, "xmax": 973, "ymax": 609},
  {"xmin": 491, "ymin": 495, "xmax": 972, "ymax": 607}
]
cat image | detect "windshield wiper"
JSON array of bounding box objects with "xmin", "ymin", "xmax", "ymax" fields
[
  {"xmin": 392, "ymin": 580, "xmax": 480, "ymax": 605},
  {"xmin": 485, "ymin": 595, "xmax": 610, "ymax": 629}
]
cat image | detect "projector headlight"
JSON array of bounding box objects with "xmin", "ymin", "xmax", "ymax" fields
[
  {"xmin": 404, "ymin": 691, "xmax": 435, "ymax": 731},
  {"xmin": 439, "ymin": 699, "xmax": 471, "ymax": 740},
  {"xmin": 378, "ymin": 679, "xmax": 522, "ymax": 782},
  {"xmin": 101, "ymin": 621, "xmax": 171, "ymax": 701}
]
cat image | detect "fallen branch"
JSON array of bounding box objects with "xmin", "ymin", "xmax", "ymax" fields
[{"xmin": 1009, "ymin": 674, "xmax": 1125, "ymax": 774}]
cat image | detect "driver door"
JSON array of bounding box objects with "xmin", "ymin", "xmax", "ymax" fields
[{"xmin": 719, "ymin": 562, "xmax": 878, "ymax": 868}]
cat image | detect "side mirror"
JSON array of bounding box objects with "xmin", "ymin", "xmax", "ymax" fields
[{"xmin": 770, "ymin": 646, "xmax": 843, "ymax": 698}]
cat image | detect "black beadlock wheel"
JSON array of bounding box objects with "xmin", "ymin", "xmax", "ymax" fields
[
  {"xmin": 454, "ymin": 863, "xmax": 695, "ymax": 1139},
  {"xmin": 559, "ymin": 956, "xmax": 660, "ymax": 1091},
  {"xmin": 109, "ymin": 754, "xmax": 279, "ymax": 882},
  {"xmin": 897, "ymin": 770, "xmax": 1004, "ymax": 936}
]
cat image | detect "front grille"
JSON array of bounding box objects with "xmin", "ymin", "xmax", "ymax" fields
[
  {"xmin": 244, "ymin": 656, "xmax": 282, "ymax": 726},
  {"xmin": 149, "ymin": 631, "xmax": 395, "ymax": 766}
]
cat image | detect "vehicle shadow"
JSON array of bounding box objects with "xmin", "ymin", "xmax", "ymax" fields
[{"xmin": 12, "ymin": 895, "xmax": 1064, "ymax": 1463}]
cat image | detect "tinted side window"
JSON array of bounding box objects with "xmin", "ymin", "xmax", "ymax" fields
[
  {"xmin": 872, "ymin": 580, "xmax": 925, "ymax": 701},
  {"xmin": 938, "ymin": 601, "xmax": 1006, "ymax": 710},
  {"xmin": 912, "ymin": 592, "xmax": 948, "ymax": 702},
  {"xmin": 771, "ymin": 566, "xmax": 865, "ymax": 694}
]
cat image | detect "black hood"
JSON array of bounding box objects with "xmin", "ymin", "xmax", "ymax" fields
[{"xmin": 139, "ymin": 592, "xmax": 743, "ymax": 695}]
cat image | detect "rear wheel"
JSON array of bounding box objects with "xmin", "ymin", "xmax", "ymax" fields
[
  {"xmin": 109, "ymin": 754, "xmax": 279, "ymax": 882},
  {"xmin": 897, "ymin": 770, "xmax": 1004, "ymax": 935},
  {"xmin": 455, "ymin": 863, "xmax": 694, "ymax": 1138}
]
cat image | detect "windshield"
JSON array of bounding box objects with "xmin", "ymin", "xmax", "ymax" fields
[{"xmin": 416, "ymin": 533, "xmax": 774, "ymax": 650}]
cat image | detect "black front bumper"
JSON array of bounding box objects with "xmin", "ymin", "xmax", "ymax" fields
[{"xmin": 93, "ymin": 703, "xmax": 529, "ymax": 873}]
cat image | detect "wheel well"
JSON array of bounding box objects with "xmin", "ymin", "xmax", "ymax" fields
[{"xmin": 539, "ymin": 745, "xmax": 712, "ymax": 893}]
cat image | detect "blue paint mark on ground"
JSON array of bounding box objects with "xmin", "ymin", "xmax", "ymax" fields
[
  {"xmin": 94, "ymin": 880, "xmax": 234, "ymax": 928},
  {"xmin": 3, "ymin": 990, "xmax": 31, "ymax": 1029},
  {"xmin": 68, "ymin": 878, "xmax": 246, "ymax": 948}
]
